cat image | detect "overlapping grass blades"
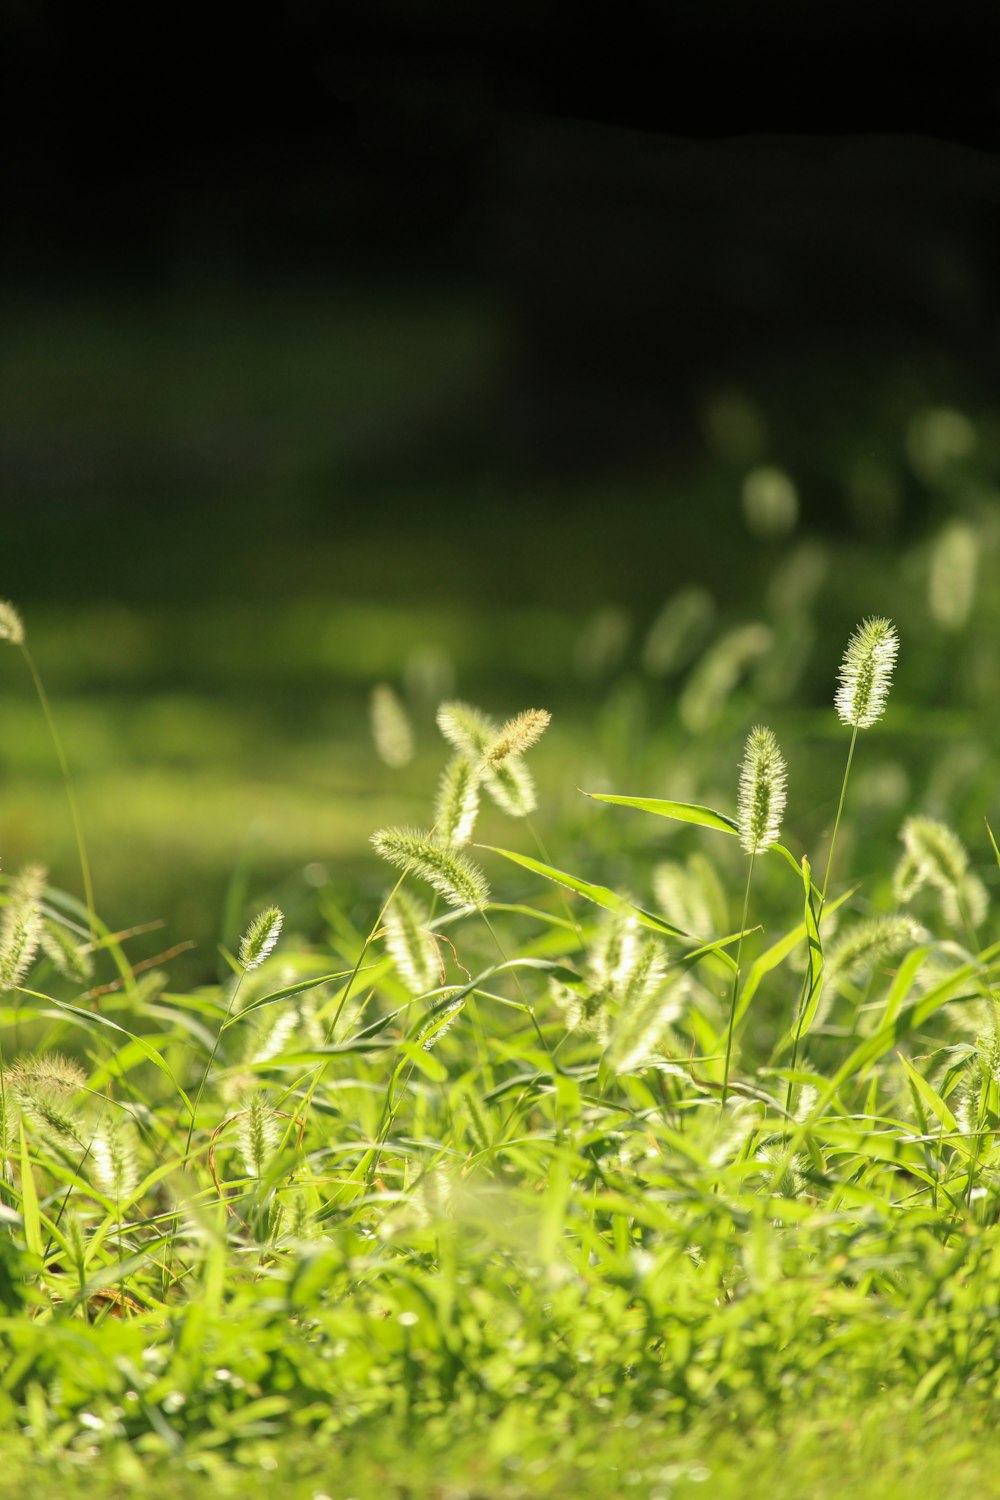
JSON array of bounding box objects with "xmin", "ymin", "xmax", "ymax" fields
[{"xmin": 5, "ymin": 619, "xmax": 1000, "ymax": 1492}]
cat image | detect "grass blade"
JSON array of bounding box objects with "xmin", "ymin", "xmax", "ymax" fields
[
  {"xmin": 479, "ymin": 846, "xmax": 688, "ymax": 940},
  {"xmin": 581, "ymin": 791, "xmax": 802, "ymax": 875}
]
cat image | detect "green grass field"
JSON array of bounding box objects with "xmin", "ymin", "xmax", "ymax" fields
[{"xmin": 3, "ymin": 294, "xmax": 1000, "ymax": 1495}]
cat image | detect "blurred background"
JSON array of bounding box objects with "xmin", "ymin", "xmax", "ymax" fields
[{"xmin": 2, "ymin": 3, "xmax": 999, "ymax": 979}]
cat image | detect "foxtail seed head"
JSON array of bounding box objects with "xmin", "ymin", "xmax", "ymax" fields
[
  {"xmin": 370, "ymin": 683, "xmax": 415, "ymax": 769},
  {"xmin": 737, "ymin": 725, "xmax": 787, "ymax": 856},
  {"xmin": 238, "ymin": 1093, "xmax": 280, "ymax": 1179},
  {"xmin": 9, "ymin": 1053, "xmax": 87, "ymax": 1149},
  {"xmin": 239, "ymin": 907, "xmax": 284, "ymax": 971},
  {"xmin": 370, "ymin": 826, "xmax": 489, "ymax": 912},
  {"xmin": 901, "ymin": 814, "xmax": 968, "ymax": 893},
  {"xmin": 383, "ymin": 887, "xmax": 440, "ymax": 995},
  {"xmin": 434, "ymin": 754, "xmax": 481, "ymax": 846},
  {"xmin": 824, "ymin": 915, "xmax": 925, "ymax": 991},
  {"xmin": 0, "ymin": 601, "xmax": 25, "ymax": 646},
  {"xmin": 436, "ymin": 700, "xmax": 544, "ymax": 818},
  {"xmin": 835, "ymin": 617, "xmax": 898, "ymax": 729},
  {"xmin": 436, "ymin": 700, "xmax": 495, "ymax": 758},
  {"xmin": 0, "ymin": 864, "xmax": 47, "ymax": 990},
  {"xmin": 484, "ymin": 708, "xmax": 551, "ymax": 767},
  {"xmin": 91, "ymin": 1112, "xmax": 139, "ymax": 1199}
]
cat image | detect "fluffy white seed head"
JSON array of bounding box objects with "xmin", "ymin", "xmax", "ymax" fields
[
  {"xmin": 482, "ymin": 757, "xmax": 537, "ymax": 818},
  {"xmin": 484, "ymin": 708, "xmax": 551, "ymax": 767},
  {"xmin": 436, "ymin": 700, "xmax": 495, "ymax": 758},
  {"xmin": 370, "ymin": 826, "xmax": 489, "ymax": 912},
  {"xmin": 835, "ymin": 617, "xmax": 899, "ymax": 729},
  {"xmin": 238, "ymin": 907, "xmax": 284, "ymax": 971},
  {"xmin": 370, "ymin": 683, "xmax": 415, "ymax": 768},
  {"xmin": 238, "ymin": 1093, "xmax": 280, "ymax": 1179},
  {"xmin": 91, "ymin": 1113, "xmax": 139, "ymax": 1200},
  {"xmin": 383, "ymin": 888, "xmax": 440, "ymax": 995},
  {"xmin": 0, "ymin": 601, "xmax": 25, "ymax": 646},
  {"xmin": 736, "ymin": 725, "xmax": 787, "ymax": 856},
  {"xmin": 943, "ymin": 872, "xmax": 988, "ymax": 931},
  {"xmin": 892, "ymin": 848, "xmax": 926, "ymax": 905},
  {"xmin": 824, "ymin": 915, "xmax": 926, "ymax": 991},
  {"xmin": 8, "ymin": 1053, "xmax": 87, "ymax": 1149},
  {"xmin": 901, "ymin": 815, "xmax": 968, "ymax": 893},
  {"xmin": 434, "ymin": 754, "xmax": 481, "ymax": 846},
  {"xmin": 436, "ymin": 700, "xmax": 543, "ymax": 818},
  {"xmin": 0, "ymin": 864, "xmax": 47, "ymax": 990},
  {"xmin": 604, "ymin": 971, "xmax": 688, "ymax": 1075}
]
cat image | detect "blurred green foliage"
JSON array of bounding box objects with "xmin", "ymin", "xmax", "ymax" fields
[{"xmin": 2, "ymin": 287, "xmax": 999, "ymax": 983}]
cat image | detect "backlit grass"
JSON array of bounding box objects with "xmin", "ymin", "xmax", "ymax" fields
[{"xmin": 2, "ymin": 583, "xmax": 1000, "ymax": 1496}]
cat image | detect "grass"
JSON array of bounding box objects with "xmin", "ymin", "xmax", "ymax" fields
[
  {"xmin": 3, "ymin": 298, "xmax": 1000, "ymax": 1489},
  {"xmin": 3, "ymin": 580, "xmax": 1000, "ymax": 1496},
  {"xmin": 4, "ymin": 1400, "xmax": 1000, "ymax": 1499}
]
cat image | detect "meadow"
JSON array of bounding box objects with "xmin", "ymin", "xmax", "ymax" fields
[{"xmin": 3, "ymin": 299, "xmax": 1000, "ymax": 1496}]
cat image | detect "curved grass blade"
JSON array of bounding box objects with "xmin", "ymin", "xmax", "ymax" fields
[
  {"xmin": 224, "ymin": 965, "xmax": 380, "ymax": 1025},
  {"xmin": 800, "ymin": 937, "xmax": 1000, "ymax": 1127},
  {"xmin": 776, "ymin": 855, "xmax": 824, "ymax": 1059},
  {"xmin": 730, "ymin": 884, "xmax": 857, "ymax": 1038},
  {"xmin": 480, "ymin": 846, "xmax": 685, "ymax": 938},
  {"xmin": 481, "ymin": 846, "xmax": 746, "ymax": 973},
  {"xmin": 17, "ymin": 985, "xmax": 192, "ymax": 1117},
  {"xmin": 882, "ymin": 944, "xmax": 933, "ymax": 1029},
  {"xmin": 484, "ymin": 903, "xmax": 581, "ymax": 932},
  {"xmin": 986, "ymin": 818, "xmax": 1000, "ymax": 867},
  {"xmin": 18, "ymin": 1124, "xmax": 43, "ymax": 1257},
  {"xmin": 581, "ymin": 791, "xmax": 803, "ymax": 876},
  {"xmin": 896, "ymin": 1051, "xmax": 973, "ymax": 1161},
  {"xmin": 582, "ymin": 791, "xmax": 738, "ymax": 835}
]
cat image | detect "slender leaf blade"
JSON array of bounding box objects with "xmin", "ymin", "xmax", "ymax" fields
[
  {"xmin": 582, "ymin": 791, "xmax": 738, "ymax": 835},
  {"xmin": 582, "ymin": 791, "xmax": 802, "ymax": 875}
]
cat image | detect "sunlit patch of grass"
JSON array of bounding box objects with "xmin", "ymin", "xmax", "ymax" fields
[{"xmin": 2, "ymin": 499, "xmax": 1000, "ymax": 1492}]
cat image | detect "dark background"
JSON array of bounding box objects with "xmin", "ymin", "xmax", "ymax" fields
[{"xmin": 4, "ymin": 3, "xmax": 1000, "ymax": 597}]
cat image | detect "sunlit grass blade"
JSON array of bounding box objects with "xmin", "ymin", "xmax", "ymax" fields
[
  {"xmin": 224, "ymin": 966, "xmax": 379, "ymax": 1023},
  {"xmin": 582, "ymin": 791, "xmax": 738, "ymax": 835},
  {"xmin": 782, "ymin": 857, "xmax": 824, "ymax": 1075},
  {"xmin": 480, "ymin": 847, "xmax": 750, "ymax": 976},
  {"xmin": 896, "ymin": 1052, "xmax": 972, "ymax": 1159},
  {"xmin": 479, "ymin": 845, "xmax": 686, "ymax": 939},
  {"xmin": 582, "ymin": 791, "xmax": 803, "ymax": 875},
  {"xmin": 881, "ymin": 944, "xmax": 933, "ymax": 1029},
  {"xmin": 726, "ymin": 885, "xmax": 857, "ymax": 1039},
  {"xmin": 985, "ymin": 818, "xmax": 1000, "ymax": 867},
  {"xmin": 18, "ymin": 1123, "xmax": 44, "ymax": 1258},
  {"xmin": 798, "ymin": 937, "xmax": 1000, "ymax": 1125},
  {"xmin": 15, "ymin": 984, "xmax": 193, "ymax": 1114}
]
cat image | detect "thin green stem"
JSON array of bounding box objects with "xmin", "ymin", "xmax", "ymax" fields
[
  {"xmin": 276, "ymin": 873, "xmax": 410, "ymax": 1170},
  {"xmin": 721, "ymin": 852, "xmax": 756, "ymax": 1111},
  {"xmin": 0, "ymin": 1042, "xmax": 10, "ymax": 1207},
  {"xmin": 481, "ymin": 910, "xmax": 554, "ymax": 1065},
  {"xmin": 324, "ymin": 873, "xmax": 406, "ymax": 1047},
  {"xmin": 526, "ymin": 815, "xmax": 585, "ymax": 947},
  {"xmin": 785, "ymin": 954, "xmax": 811, "ymax": 1120},
  {"xmin": 20, "ymin": 644, "xmax": 97, "ymax": 939},
  {"xmin": 820, "ymin": 723, "xmax": 859, "ymax": 908},
  {"xmin": 785, "ymin": 722, "xmax": 860, "ymax": 1120},
  {"xmin": 184, "ymin": 970, "xmax": 246, "ymax": 1156}
]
